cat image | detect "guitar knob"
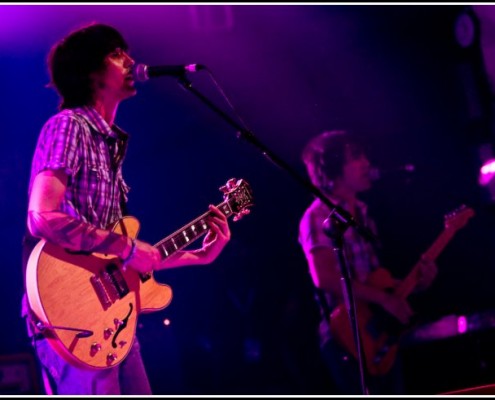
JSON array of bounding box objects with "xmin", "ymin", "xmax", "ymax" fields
[
  {"xmin": 114, "ymin": 318, "xmax": 123, "ymax": 329},
  {"xmin": 90, "ymin": 343, "xmax": 102, "ymax": 356},
  {"xmin": 103, "ymin": 328, "xmax": 114, "ymax": 340},
  {"xmin": 107, "ymin": 353, "xmax": 118, "ymax": 364},
  {"xmin": 118, "ymin": 340, "xmax": 127, "ymax": 348}
]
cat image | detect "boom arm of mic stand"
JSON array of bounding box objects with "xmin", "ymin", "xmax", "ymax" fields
[
  {"xmin": 175, "ymin": 77, "xmax": 376, "ymax": 244},
  {"xmin": 176, "ymin": 75, "xmax": 373, "ymax": 394}
]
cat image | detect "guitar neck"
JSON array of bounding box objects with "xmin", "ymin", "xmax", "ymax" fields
[
  {"xmin": 153, "ymin": 200, "xmax": 233, "ymax": 260},
  {"xmin": 395, "ymin": 227, "xmax": 458, "ymax": 299}
]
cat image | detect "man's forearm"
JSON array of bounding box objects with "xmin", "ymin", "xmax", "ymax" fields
[{"xmin": 28, "ymin": 210, "xmax": 130, "ymax": 257}]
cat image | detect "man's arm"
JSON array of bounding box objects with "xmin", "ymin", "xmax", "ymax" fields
[
  {"xmin": 28, "ymin": 169, "xmax": 132, "ymax": 257},
  {"xmin": 28, "ymin": 169, "xmax": 230, "ymax": 273},
  {"xmin": 27, "ymin": 169, "xmax": 161, "ymax": 273}
]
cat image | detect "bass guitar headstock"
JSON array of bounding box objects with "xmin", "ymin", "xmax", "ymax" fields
[{"xmin": 444, "ymin": 204, "xmax": 475, "ymax": 231}]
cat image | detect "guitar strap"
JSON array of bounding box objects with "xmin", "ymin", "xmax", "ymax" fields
[
  {"xmin": 120, "ymin": 185, "xmax": 129, "ymax": 216},
  {"xmin": 21, "ymin": 231, "xmax": 40, "ymax": 289},
  {"xmin": 106, "ymin": 132, "xmax": 130, "ymax": 217},
  {"xmin": 21, "ymin": 231, "xmax": 43, "ymax": 337}
]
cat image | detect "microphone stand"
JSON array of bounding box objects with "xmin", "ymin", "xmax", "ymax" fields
[
  {"xmin": 323, "ymin": 216, "xmax": 370, "ymax": 395},
  {"xmin": 175, "ymin": 75, "xmax": 374, "ymax": 395}
]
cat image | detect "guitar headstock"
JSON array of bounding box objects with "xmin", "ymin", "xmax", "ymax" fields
[
  {"xmin": 220, "ymin": 178, "xmax": 254, "ymax": 221},
  {"xmin": 444, "ymin": 204, "xmax": 475, "ymax": 231}
]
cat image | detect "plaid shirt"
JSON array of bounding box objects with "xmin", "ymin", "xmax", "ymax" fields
[
  {"xmin": 28, "ymin": 106, "xmax": 130, "ymax": 229},
  {"xmin": 22, "ymin": 106, "xmax": 131, "ymax": 322},
  {"xmin": 299, "ymin": 197, "xmax": 381, "ymax": 344}
]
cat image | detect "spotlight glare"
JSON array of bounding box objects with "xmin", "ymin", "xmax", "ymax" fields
[
  {"xmin": 457, "ymin": 315, "xmax": 468, "ymax": 334},
  {"xmin": 479, "ymin": 158, "xmax": 495, "ymax": 186}
]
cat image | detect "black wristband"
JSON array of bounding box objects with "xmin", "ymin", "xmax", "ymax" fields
[{"xmin": 122, "ymin": 237, "xmax": 137, "ymax": 270}]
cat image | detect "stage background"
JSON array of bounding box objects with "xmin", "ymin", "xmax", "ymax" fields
[{"xmin": 2, "ymin": 4, "xmax": 495, "ymax": 395}]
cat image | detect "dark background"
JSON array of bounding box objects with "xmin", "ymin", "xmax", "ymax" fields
[{"xmin": 2, "ymin": 4, "xmax": 495, "ymax": 395}]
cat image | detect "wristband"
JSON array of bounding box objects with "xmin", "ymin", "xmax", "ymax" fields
[{"xmin": 122, "ymin": 237, "xmax": 137, "ymax": 270}]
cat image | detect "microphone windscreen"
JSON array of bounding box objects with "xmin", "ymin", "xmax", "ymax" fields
[{"xmin": 133, "ymin": 64, "xmax": 149, "ymax": 82}]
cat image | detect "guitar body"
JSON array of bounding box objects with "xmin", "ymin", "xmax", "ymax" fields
[
  {"xmin": 329, "ymin": 268, "xmax": 399, "ymax": 376},
  {"xmin": 329, "ymin": 205, "xmax": 474, "ymax": 376},
  {"xmin": 25, "ymin": 216, "xmax": 173, "ymax": 370},
  {"xmin": 25, "ymin": 178, "xmax": 254, "ymax": 370}
]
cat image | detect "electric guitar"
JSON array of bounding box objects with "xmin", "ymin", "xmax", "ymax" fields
[
  {"xmin": 26, "ymin": 178, "xmax": 254, "ymax": 370},
  {"xmin": 329, "ymin": 205, "xmax": 475, "ymax": 376}
]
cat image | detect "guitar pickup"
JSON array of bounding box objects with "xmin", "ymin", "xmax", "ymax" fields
[
  {"xmin": 104, "ymin": 263, "xmax": 129, "ymax": 299},
  {"xmin": 90, "ymin": 275, "xmax": 112, "ymax": 310}
]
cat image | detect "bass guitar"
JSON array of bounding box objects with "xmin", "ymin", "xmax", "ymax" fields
[{"xmin": 329, "ymin": 205, "xmax": 475, "ymax": 376}]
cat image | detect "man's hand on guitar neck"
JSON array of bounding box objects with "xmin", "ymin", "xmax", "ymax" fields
[
  {"xmin": 415, "ymin": 256, "xmax": 438, "ymax": 292},
  {"xmin": 128, "ymin": 204, "xmax": 232, "ymax": 272},
  {"xmin": 368, "ymin": 257, "xmax": 437, "ymax": 325},
  {"xmin": 379, "ymin": 293, "xmax": 415, "ymax": 325},
  {"xmin": 124, "ymin": 238, "xmax": 161, "ymax": 274},
  {"xmin": 195, "ymin": 204, "xmax": 231, "ymax": 263}
]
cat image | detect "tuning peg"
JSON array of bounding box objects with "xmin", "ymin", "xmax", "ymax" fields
[
  {"xmin": 219, "ymin": 178, "xmax": 238, "ymax": 194},
  {"xmin": 219, "ymin": 184, "xmax": 230, "ymax": 194},
  {"xmin": 226, "ymin": 178, "xmax": 238, "ymax": 190}
]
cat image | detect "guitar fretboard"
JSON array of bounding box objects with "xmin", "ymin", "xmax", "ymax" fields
[{"xmin": 154, "ymin": 201, "xmax": 233, "ymax": 259}]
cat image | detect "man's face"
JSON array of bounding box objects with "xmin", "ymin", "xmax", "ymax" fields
[
  {"xmin": 92, "ymin": 47, "xmax": 137, "ymax": 100},
  {"xmin": 339, "ymin": 151, "xmax": 372, "ymax": 194}
]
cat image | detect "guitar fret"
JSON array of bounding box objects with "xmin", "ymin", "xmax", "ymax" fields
[
  {"xmin": 173, "ymin": 235, "xmax": 185, "ymax": 248},
  {"xmin": 152, "ymin": 182, "xmax": 254, "ymax": 261},
  {"xmin": 178, "ymin": 234, "xmax": 187, "ymax": 246},
  {"xmin": 185, "ymin": 226, "xmax": 196, "ymax": 238},
  {"xmin": 164, "ymin": 243, "xmax": 174, "ymax": 255}
]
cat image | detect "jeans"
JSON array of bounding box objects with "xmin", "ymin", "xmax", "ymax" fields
[{"xmin": 33, "ymin": 336, "xmax": 152, "ymax": 395}]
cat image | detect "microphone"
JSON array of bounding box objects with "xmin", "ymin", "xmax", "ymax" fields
[
  {"xmin": 369, "ymin": 163, "xmax": 415, "ymax": 181},
  {"xmin": 133, "ymin": 63, "xmax": 206, "ymax": 82}
]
